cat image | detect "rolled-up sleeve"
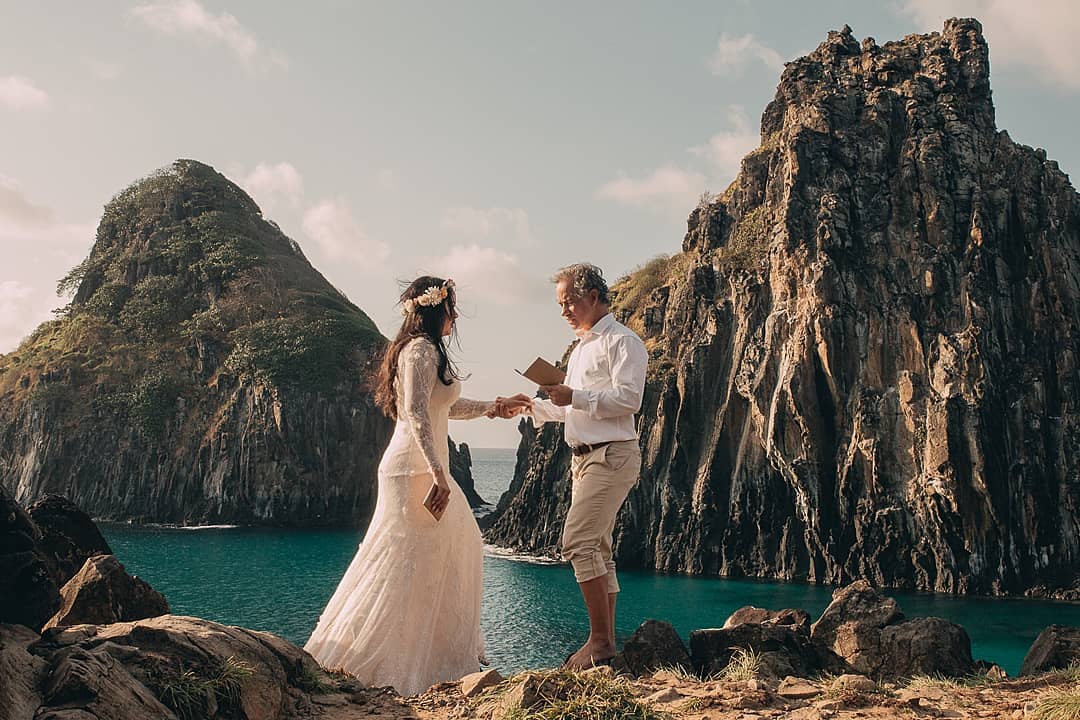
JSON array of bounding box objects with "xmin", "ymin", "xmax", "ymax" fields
[
  {"xmin": 570, "ymin": 335, "xmax": 647, "ymax": 420},
  {"xmin": 529, "ymin": 397, "xmax": 567, "ymax": 424}
]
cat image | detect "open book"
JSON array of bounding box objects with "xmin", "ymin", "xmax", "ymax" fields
[{"xmin": 516, "ymin": 357, "xmax": 566, "ymax": 386}]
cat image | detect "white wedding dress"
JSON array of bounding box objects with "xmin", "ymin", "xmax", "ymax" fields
[{"xmin": 304, "ymin": 337, "xmax": 490, "ymax": 696}]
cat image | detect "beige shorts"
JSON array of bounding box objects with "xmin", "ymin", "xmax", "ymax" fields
[{"xmin": 560, "ymin": 440, "xmax": 641, "ymax": 594}]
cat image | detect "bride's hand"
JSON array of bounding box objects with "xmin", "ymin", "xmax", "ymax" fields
[
  {"xmin": 431, "ymin": 467, "xmax": 452, "ymax": 514},
  {"xmin": 488, "ymin": 395, "xmax": 531, "ymax": 419}
]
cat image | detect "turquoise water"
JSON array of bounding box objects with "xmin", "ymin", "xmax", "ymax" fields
[{"xmin": 100, "ymin": 449, "xmax": 1079, "ymax": 677}]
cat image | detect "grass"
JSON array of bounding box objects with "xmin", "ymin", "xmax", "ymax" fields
[
  {"xmin": 609, "ymin": 253, "xmax": 689, "ymax": 338},
  {"xmin": 297, "ymin": 663, "xmax": 335, "ymax": 694},
  {"xmin": 482, "ymin": 668, "xmax": 671, "ymax": 720},
  {"xmin": 1048, "ymin": 663, "xmax": 1080, "ymax": 683},
  {"xmin": 714, "ymin": 648, "xmax": 762, "ymax": 682},
  {"xmin": 677, "ymin": 696, "xmax": 710, "ymax": 713},
  {"xmin": 905, "ymin": 670, "xmax": 999, "ymax": 690},
  {"xmin": 1032, "ymin": 686, "xmax": 1080, "ymax": 720},
  {"xmin": 150, "ymin": 655, "xmax": 254, "ymax": 720},
  {"xmin": 715, "ymin": 204, "xmax": 771, "ymax": 270},
  {"xmin": 652, "ymin": 663, "xmax": 700, "ymax": 682}
]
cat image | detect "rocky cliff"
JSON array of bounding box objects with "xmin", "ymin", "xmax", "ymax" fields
[
  {"xmin": 485, "ymin": 19, "xmax": 1080, "ymax": 597},
  {"xmin": 0, "ymin": 161, "xmax": 396, "ymax": 526}
]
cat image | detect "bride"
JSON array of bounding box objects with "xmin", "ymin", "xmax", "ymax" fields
[{"xmin": 304, "ymin": 276, "xmax": 528, "ymax": 695}]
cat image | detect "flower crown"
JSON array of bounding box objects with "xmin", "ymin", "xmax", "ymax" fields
[{"xmin": 401, "ymin": 278, "xmax": 455, "ymax": 316}]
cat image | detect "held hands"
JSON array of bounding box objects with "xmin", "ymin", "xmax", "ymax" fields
[
  {"xmin": 539, "ymin": 384, "xmax": 573, "ymax": 407},
  {"xmin": 487, "ymin": 394, "xmax": 532, "ymax": 419}
]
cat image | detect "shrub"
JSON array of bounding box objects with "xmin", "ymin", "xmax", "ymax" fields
[
  {"xmin": 716, "ymin": 205, "xmax": 771, "ymax": 270},
  {"xmin": 118, "ymin": 275, "xmax": 191, "ymax": 340}
]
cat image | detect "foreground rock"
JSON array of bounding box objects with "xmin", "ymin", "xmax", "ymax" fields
[
  {"xmin": 44, "ymin": 554, "xmax": 169, "ymax": 629},
  {"xmin": 5, "ymin": 614, "xmax": 336, "ymax": 720},
  {"xmin": 811, "ymin": 581, "xmax": 974, "ymax": 679},
  {"xmin": 610, "ymin": 619, "xmax": 692, "ymax": 676},
  {"xmin": 1020, "ymin": 624, "xmax": 1080, "ymax": 676},
  {"xmin": 0, "ymin": 486, "xmax": 61, "ymax": 629},
  {"xmin": 724, "ymin": 605, "xmax": 811, "ymax": 633},
  {"xmin": 27, "ymin": 494, "xmax": 113, "ymax": 589},
  {"xmin": 484, "ymin": 17, "xmax": 1080, "ymax": 599},
  {"xmin": 691, "ymin": 618, "xmax": 846, "ymax": 679}
]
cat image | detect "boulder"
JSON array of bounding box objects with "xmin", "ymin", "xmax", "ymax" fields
[
  {"xmin": 690, "ymin": 621, "xmax": 846, "ymax": 679},
  {"xmin": 30, "ymin": 614, "xmax": 327, "ymax": 720},
  {"xmin": 0, "ymin": 486, "xmax": 61, "ymax": 629},
  {"xmin": 44, "ymin": 555, "xmax": 169, "ymax": 629},
  {"xmin": 1020, "ymin": 625, "xmax": 1080, "ymax": 676},
  {"xmin": 41, "ymin": 645, "xmax": 177, "ymax": 720},
  {"xmin": 878, "ymin": 617, "xmax": 973, "ymax": 678},
  {"xmin": 810, "ymin": 581, "xmax": 904, "ymax": 675},
  {"xmin": 810, "ymin": 582, "xmax": 974, "ymax": 680},
  {"xmin": 28, "ymin": 494, "xmax": 112, "ymax": 588},
  {"xmin": 0, "ymin": 623, "xmax": 48, "ymax": 720},
  {"xmin": 610, "ymin": 619, "xmax": 692, "ymax": 676},
  {"xmin": 724, "ymin": 606, "xmax": 811, "ymax": 633}
]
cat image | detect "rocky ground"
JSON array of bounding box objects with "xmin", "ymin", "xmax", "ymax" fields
[{"xmin": 347, "ymin": 670, "xmax": 1078, "ymax": 720}]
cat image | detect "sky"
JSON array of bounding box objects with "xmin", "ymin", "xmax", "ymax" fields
[{"xmin": 2, "ymin": 1, "xmax": 1079, "ymax": 447}]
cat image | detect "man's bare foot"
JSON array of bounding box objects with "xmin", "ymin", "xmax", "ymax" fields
[{"xmin": 563, "ymin": 639, "xmax": 616, "ymax": 670}]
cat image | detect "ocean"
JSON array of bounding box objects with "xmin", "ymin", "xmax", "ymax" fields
[{"xmin": 100, "ymin": 448, "xmax": 1079, "ymax": 677}]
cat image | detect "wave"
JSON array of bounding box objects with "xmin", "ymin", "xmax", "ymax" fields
[
  {"xmin": 176, "ymin": 524, "xmax": 241, "ymax": 530},
  {"xmin": 483, "ymin": 544, "xmax": 562, "ymax": 565},
  {"xmin": 96, "ymin": 520, "xmax": 242, "ymax": 531}
]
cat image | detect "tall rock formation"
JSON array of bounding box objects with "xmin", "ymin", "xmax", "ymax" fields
[
  {"xmin": 0, "ymin": 160, "xmax": 392, "ymax": 526},
  {"xmin": 486, "ymin": 20, "xmax": 1080, "ymax": 597}
]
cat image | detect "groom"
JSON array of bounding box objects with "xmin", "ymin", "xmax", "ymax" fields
[{"xmin": 502, "ymin": 262, "xmax": 648, "ymax": 669}]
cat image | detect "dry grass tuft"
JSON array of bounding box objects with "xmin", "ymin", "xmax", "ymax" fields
[
  {"xmin": 482, "ymin": 668, "xmax": 671, "ymax": 720},
  {"xmin": 714, "ymin": 648, "xmax": 762, "ymax": 682}
]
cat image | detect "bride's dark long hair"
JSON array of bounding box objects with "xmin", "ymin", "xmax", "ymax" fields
[{"xmin": 374, "ymin": 276, "xmax": 461, "ymax": 419}]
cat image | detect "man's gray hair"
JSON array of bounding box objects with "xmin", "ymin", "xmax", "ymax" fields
[{"xmin": 552, "ymin": 263, "xmax": 609, "ymax": 304}]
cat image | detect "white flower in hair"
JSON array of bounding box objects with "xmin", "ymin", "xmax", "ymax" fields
[{"xmin": 401, "ymin": 279, "xmax": 455, "ymax": 316}]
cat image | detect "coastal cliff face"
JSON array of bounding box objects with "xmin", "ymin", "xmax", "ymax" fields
[
  {"xmin": 0, "ymin": 160, "xmax": 394, "ymax": 526},
  {"xmin": 485, "ymin": 19, "xmax": 1080, "ymax": 597}
]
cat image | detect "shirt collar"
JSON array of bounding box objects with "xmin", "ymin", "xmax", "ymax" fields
[{"xmin": 576, "ymin": 312, "xmax": 615, "ymax": 339}]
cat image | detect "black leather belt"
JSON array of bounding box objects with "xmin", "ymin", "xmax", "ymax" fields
[{"xmin": 570, "ymin": 441, "xmax": 614, "ymax": 457}]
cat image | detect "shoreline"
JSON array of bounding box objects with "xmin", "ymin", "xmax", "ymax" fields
[{"xmin": 96, "ymin": 519, "xmax": 1080, "ymax": 604}]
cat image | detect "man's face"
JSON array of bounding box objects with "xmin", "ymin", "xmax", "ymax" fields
[{"xmin": 556, "ymin": 279, "xmax": 600, "ymax": 332}]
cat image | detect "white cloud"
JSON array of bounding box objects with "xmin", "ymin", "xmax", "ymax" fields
[
  {"xmin": 0, "ymin": 76, "xmax": 49, "ymax": 110},
  {"xmin": 690, "ymin": 105, "xmax": 760, "ymax": 187},
  {"xmin": 0, "ymin": 176, "xmax": 96, "ymax": 353},
  {"xmin": 0, "ymin": 281, "xmax": 42, "ymax": 351},
  {"xmin": 597, "ymin": 165, "xmax": 707, "ymax": 215},
  {"xmin": 128, "ymin": 0, "xmax": 268, "ymax": 67},
  {"xmin": 240, "ymin": 161, "xmax": 303, "ymax": 212},
  {"xmin": 0, "ymin": 175, "xmax": 55, "ymax": 230},
  {"xmin": 441, "ymin": 206, "xmax": 531, "ymax": 245},
  {"xmin": 422, "ymin": 244, "xmax": 547, "ymax": 305},
  {"xmin": 900, "ymin": 0, "xmax": 1080, "ymax": 90},
  {"xmin": 709, "ymin": 33, "xmax": 785, "ymax": 76},
  {"xmin": 301, "ymin": 199, "xmax": 389, "ymax": 267}
]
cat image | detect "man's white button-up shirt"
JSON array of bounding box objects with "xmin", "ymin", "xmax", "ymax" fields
[{"xmin": 530, "ymin": 312, "xmax": 648, "ymax": 447}]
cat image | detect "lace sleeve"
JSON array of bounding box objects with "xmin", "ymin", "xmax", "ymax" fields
[
  {"xmin": 400, "ymin": 338, "xmax": 445, "ymax": 476},
  {"xmin": 449, "ymin": 397, "xmax": 495, "ymax": 420}
]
